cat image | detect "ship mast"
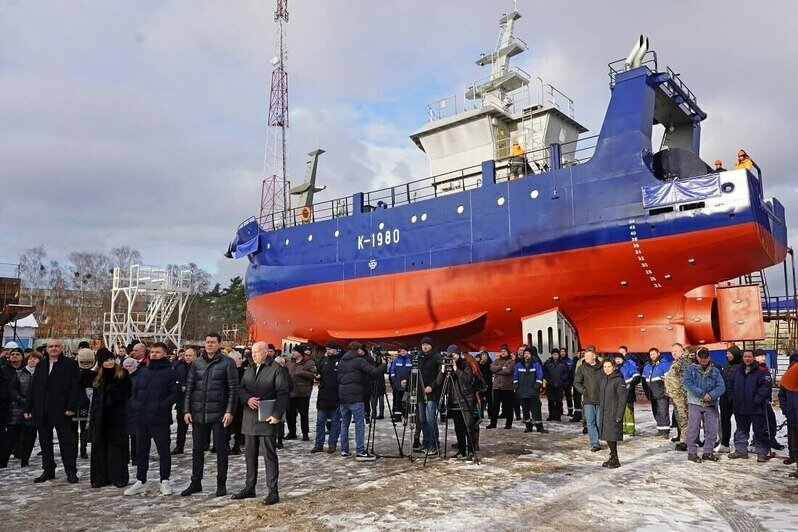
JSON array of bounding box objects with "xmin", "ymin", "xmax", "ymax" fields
[{"xmin": 259, "ymin": 0, "xmax": 290, "ymax": 228}]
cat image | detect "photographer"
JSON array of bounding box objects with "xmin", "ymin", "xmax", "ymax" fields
[
  {"xmin": 336, "ymin": 341, "xmax": 386, "ymax": 460},
  {"xmin": 389, "ymin": 347, "xmax": 412, "ymax": 422},
  {"xmin": 311, "ymin": 341, "xmax": 343, "ymax": 453},
  {"xmin": 366, "ymin": 346, "xmax": 386, "ymax": 422},
  {"xmin": 436, "ymin": 345, "xmax": 476, "ymax": 460},
  {"xmin": 402, "ymin": 337, "xmax": 442, "ymax": 454}
]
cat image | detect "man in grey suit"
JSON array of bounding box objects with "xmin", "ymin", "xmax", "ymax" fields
[{"xmin": 231, "ymin": 341, "xmax": 290, "ymax": 505}]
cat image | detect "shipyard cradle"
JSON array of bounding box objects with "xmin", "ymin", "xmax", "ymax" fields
[{"xmin": 228, "ymin": 8, "xmax": 788, "ymax": 354}]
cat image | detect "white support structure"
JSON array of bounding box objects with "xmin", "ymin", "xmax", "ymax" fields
[
  {"xmin": 103, "ymin": 264, "xmax": 192, "ymax": 350},
  {"xmin": 521, "ymin": 308, "xmax": 579, "ymax": 360}
]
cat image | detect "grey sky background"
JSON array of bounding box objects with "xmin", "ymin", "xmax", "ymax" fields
[{"xmin": 2, "ymin": 0, "xmax": 796, "ymax": 288}]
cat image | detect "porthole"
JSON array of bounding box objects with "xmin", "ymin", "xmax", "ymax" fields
[
  {"xmin": 530, "ymin": 189, "xmax": 539, "ymax": 199},
  {"xmin": 285, "ymin": 239, "xmax": 290, "ymax": 246},
  {"xmin": 334, "ymin": 230, "xmax": 340, "ymax": 238},
  {"xmin": 421, "ymin": 213, "xmax": 428, "ymax": 222},
  {"xmin": 721, "ymin": 182, "xmax": 735, "ymax": 194},
  {"xmin": 457, "ymin": 205, "xmax": 464, "ymax": 214},
  {"xmin": 497, "ymin": 197, "xmax": 506, "ymax": 206},
  {"xmin": 266, "ymin": 243, "xmax": 271, "ymax": 249},
  {"xmin": 307, "ymin": 234, "xmax": 313, "ymax": 242},
  {"xmin": 378, "ymin": 222, "xmax": 385, "ymax": 230},
  {"xmin": 411, "ymin": 215, "xmax": 418, "ymax": 224}
]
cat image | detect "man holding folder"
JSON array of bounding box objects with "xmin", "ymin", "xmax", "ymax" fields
[{"xmin": 232, "ymin": 341, "xmax": 290, "ymax": 505}]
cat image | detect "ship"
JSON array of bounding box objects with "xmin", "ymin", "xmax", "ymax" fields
[{"xmin": 228, "ymin": 7, "xmax": 788, "ymax": 355}]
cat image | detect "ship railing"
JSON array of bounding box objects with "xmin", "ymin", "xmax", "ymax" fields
[
  {"xmin": 494, "ymin": 142, "xmax": 552, "ymax": 182},
  {"xmin": 366, "ymin": 164, "xmax": 484, "ymax": 206},
  {"xmin": 258, "ymin": 196, "xmax": 354, "ymax": 231},
  {"xmin": 427, "ymin": 95, "xmax": 459, "ymax": 122},
  {"xmin": 608, "ymin": 50, "xmax": 658, "ymax": 87},
  {"xmin": 559, "ymin": 134, "xmax": 599, "ymax": 167}
]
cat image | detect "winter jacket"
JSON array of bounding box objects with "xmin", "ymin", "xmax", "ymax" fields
[
  {"xmin": 24, "ymin": 355, "xmax": 81, "ymax": 427},
  {"xmin": 336, "ymin": 350, "xmax": 386, "ymax": 404},
  {"xmin": 415, "ymin": 350, "xmax": 443, "ymax": 402},
  {"xmin": 598, "ymin": 370, "xmax": 627, "ymax": 442},
  {"xmin": 127, "ymin": 371, "xmax": 140, "ymax": 434},
  {"xmin": 363, "ymin": 353, "xmax": 386, "ymax": 396},
  {"xmin": 777, "ymin": 364, "xmax": 798, "ymax": 426},
  {"xmin": 390, "ymin": 354, "xmax": 413, "ymax": 391},
  {"xmin": 315, "ymin": 353, "xmax": 341, "ymax": 410},
  {"xmin": 563, "ymin": 356, "xmax": 575, "ymax": 386},
  {"xmin": 619, "ymin": 355, "xmax": 640, "ymax": 403},
  {"xmin": 727, "ymin": 363, "xmax": 772, "ymax": 416},
  {"xmin": 574, "ymin": 360, "xmax": 603, "ymax": 405},
  {"xmin": 683, "ymin": 362, "xmax": 725, "ymax": 406},
  {"xmin": 642, "ymin": 358, "xmax": 671, "ymax": 401},
  {"xmin": 664, "ymin": 356, "xmax": 689, "ymax": 404},
  {"xmin": 184, "ymin": 350, "xmax": 239, "ymax": 425},
  {"xmin": 513, "ymin": 359, "xmax": 543, "ymax": 399},
  {"xmin": 543, "ymin": 358, "xmax": 569, "ymax": 388},
  {"xmin": 721, "ymin": 355, "xmax": 743, "ymax": 397},
  {"xmin": 173, "ymin": 359, "xmax": 191, "ymax": 408},
  {"xmin": 88, "ymin": 369, "xmax": 132, "ymax": 445},
  {"xmin": 478, "ymin": 358, "xmax": 493, "ymax": 394},
  {"xmin": 435, "ymin": 359, "xmax": 476, "ymax": 410},
  {"xmin": 490, "ymin": 355, "xmax": 516, "ymax": 391},
  {"xmin": 76, "ymin": 368, "xmax": 94, "ymax": 421},
  {"xmin": 285, "ymin": 356, "xmax": 316, "ymax": 398},
  {"xmin": 3, "ymin": 364, "xmax": 34, "ymax": 425},
  {"xmin": 130, "ymin": 357, "xmax": 181, "ymax": 425},
  {"xmin": 239, "ymin": 357, "xmax": 290, "ymax": 437}
]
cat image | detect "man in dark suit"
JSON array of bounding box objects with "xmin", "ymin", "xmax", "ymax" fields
[
  {"xmin": 231, "ymin": 341, "xmax": 289, "ymax": 505},
  {"xmin": 23, "ymin": 339, "xmax": 81, "ymax": 483}
]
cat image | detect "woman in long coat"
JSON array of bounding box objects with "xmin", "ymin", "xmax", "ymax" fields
[
  {"xmin": 598, "ymin": 358, "xmax": 628, "ymax": 469},
  {"xmin": 89, "ymin": 348, "xmax": 132, "ymax": 488}
]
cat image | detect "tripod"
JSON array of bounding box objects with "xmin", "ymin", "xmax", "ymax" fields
[
  {"xmin": 365, "ymin": 359, "xmax": 404, "ymax": 458},
  {"xmin": 433, "ymin": 362, "xmax": 480, "ymax": 465},
  {"xmin": 399, "ymin": 354, "xmax": 425, "ymax": 462}
]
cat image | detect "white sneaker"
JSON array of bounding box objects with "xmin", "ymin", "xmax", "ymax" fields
[
  {"xmin": 716, "ymin": 445, "xmax": 730, "ymax": 453},
  {"xmin": 160, "ymin": 479, "xmax": 173, "ymax": 496},
  {"xmin": 124, "ymin": 480, "xmax": 147, "ymax": 496}
]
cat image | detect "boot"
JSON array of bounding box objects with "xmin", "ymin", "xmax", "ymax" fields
[
  {"xmin": 523, "ymin": 422, "xmax": 533, "ymax": 433},
  {"xmin": 230, "ymin": 444, "xmax": 242, "ymax": 455},
  {"xmin": 485, "ymin": 422, "xmax": 497, "ymax": 429},
  {"xmin": 606, "ymin": 456, "xmax": 620, "ymax": 469},
  {"xmin": 472, "ymin": 429, "xmax": 480, "ymax": 452},
  {"xmin": 687, "ymin": 453, "xmax": 702, "ymax": 463},
  {"xmin": 536, "ymin": 423, "xmax": 549, "ymax": 434}
]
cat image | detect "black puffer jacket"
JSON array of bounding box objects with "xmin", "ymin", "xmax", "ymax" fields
[
  {"xmin": 415, "ymin": 350, "xmax": 443, "ymax": 402},
  {"xmin": 131, "ymin": 358, "xmax": 181, "ymax": 425},
  {"xmin": 3, "ymin": 365, "xmax": 34, "ymax": 425},
  {"xmin": 184, "ymin": 351, "xmax": 239, "ymax": 424},
  {"xmin": 337, "ymin": 350, "xmax": 386, "ymax": 404},
  {"xmin": 316, "ymin": 352, "xmax": 341, "ymax": 410},
  {"xmin": 543, "ymin": 358, "xmax": 569, "ymax": 388},
  {"xmin": 435, "ymin": 359, "xmax": 475, "ymax": 411}
]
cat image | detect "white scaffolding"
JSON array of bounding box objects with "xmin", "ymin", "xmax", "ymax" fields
[{"xmin": 103, "ymin": 264, "xmax": 192, "ymax": 350}]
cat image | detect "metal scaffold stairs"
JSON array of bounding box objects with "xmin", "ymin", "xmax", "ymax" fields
[{"xmin": 103, "ymin": 264, "xmax": 192, "ymax": 349}]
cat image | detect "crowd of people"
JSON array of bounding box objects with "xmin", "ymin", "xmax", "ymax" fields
[{"xmin": 1, "ymin": 335, "xmax": 796, "ymax": 508}]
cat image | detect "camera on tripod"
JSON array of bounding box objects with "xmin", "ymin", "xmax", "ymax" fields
[
  {"xmin": 371, "ymin": 344, "xmax": 389, "ymax": 363},
  {"xmin": 441, "ymin": 353, "xmax": 456, "ymax": 372}
]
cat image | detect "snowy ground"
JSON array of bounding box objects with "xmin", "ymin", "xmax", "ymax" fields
[{"xmin": 1, "ymin": 391, "xmax": 797, "ymax": 532}]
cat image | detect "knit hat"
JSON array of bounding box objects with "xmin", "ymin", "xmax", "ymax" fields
[
  {"xmin": 122, "ymin": 357, "xmax": 139, "ymax": 371},
  {"xmin": 267, "ymin": 343, "xmax": 276, "ymax": 350},
  {"xmin": 77, "ymin": 348, "xmax": 95, "ymax": 365},
  {"xmin": 753, "ymin": 348, "xmax": 766, "ymax": 358},
  {"xmin": 525, "ymin": 345, "xmax": 539, "ymax": 358},
  {"xmin": 291, "ymin": 345, "xmax": 303, "ymax": 355},
  {"xmin": 727, "ymin": 345, "xmax": 742, "ymax": 364},
  {"xmin": 696, "ymin": 348, "xmax": 711, "ymax": 359},
  {"xmin": 96, "ymin": 348, "xmax": 114, "ymax": 365},
  {"xmin": 500, "ymin": 344, "xmax": 510, "ymax": 353},
  {"xmin": 446, "ymin": 344, "xmax": 460, "ymax": 354},
  {"xmin": 420, "ymin": 336, "xmax": 433, "ymax": 346},
  {"xmin": 325, "ymin": 340, "xmax": 340, "ymax": 350}
]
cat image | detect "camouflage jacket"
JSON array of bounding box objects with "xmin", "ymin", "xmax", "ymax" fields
[{"xmin": 664, "ymin": 355, "xmax": 689, "ymax": 403}]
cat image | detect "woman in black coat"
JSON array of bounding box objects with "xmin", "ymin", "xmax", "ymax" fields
[
  {"xmin": 598, "ymin": 358, "xmax": 628, "ymax": 469},
  {"xmin": 89, "ymin": 349, "xmax": 132, "ymax": 488}
]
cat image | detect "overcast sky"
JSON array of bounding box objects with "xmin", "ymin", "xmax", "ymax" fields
[{"xmin": 2, "ymin": 0, "xmax": 797, "ymax": 288}]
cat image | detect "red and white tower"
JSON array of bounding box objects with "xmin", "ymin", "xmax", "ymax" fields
[{"xmin": 259, "ymin": 0, "xmax": 290, "ymax": 228}]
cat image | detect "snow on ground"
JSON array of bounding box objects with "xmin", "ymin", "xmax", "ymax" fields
[{"xmin": 2, "ymin": 391, "xmax": 797, "ymax": 532}]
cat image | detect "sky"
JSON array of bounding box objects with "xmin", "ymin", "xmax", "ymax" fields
[{"xmin": 2, "ymin": 0, "xmax": 797, "ymax": 289}]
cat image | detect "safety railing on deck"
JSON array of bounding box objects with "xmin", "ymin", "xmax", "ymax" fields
[
  {"xmin": 559, "ymin": 134, "xmax": 599, "ymax": 166},
  {"xmin": 608, "ymin": 50, "xmax": 659, "ymax": 87}
]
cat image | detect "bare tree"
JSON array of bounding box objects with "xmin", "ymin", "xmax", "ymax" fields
[
  {"xmin": 18, "ymin": 245, "xmax": 48, "ymax": 291},
  {"xmin": 67, "ymin": 251, "xmax": 113, "ymax": 292},
  {"xmin": 109, "ymin": 246, "xmax": 142, "ymax": 273}
]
